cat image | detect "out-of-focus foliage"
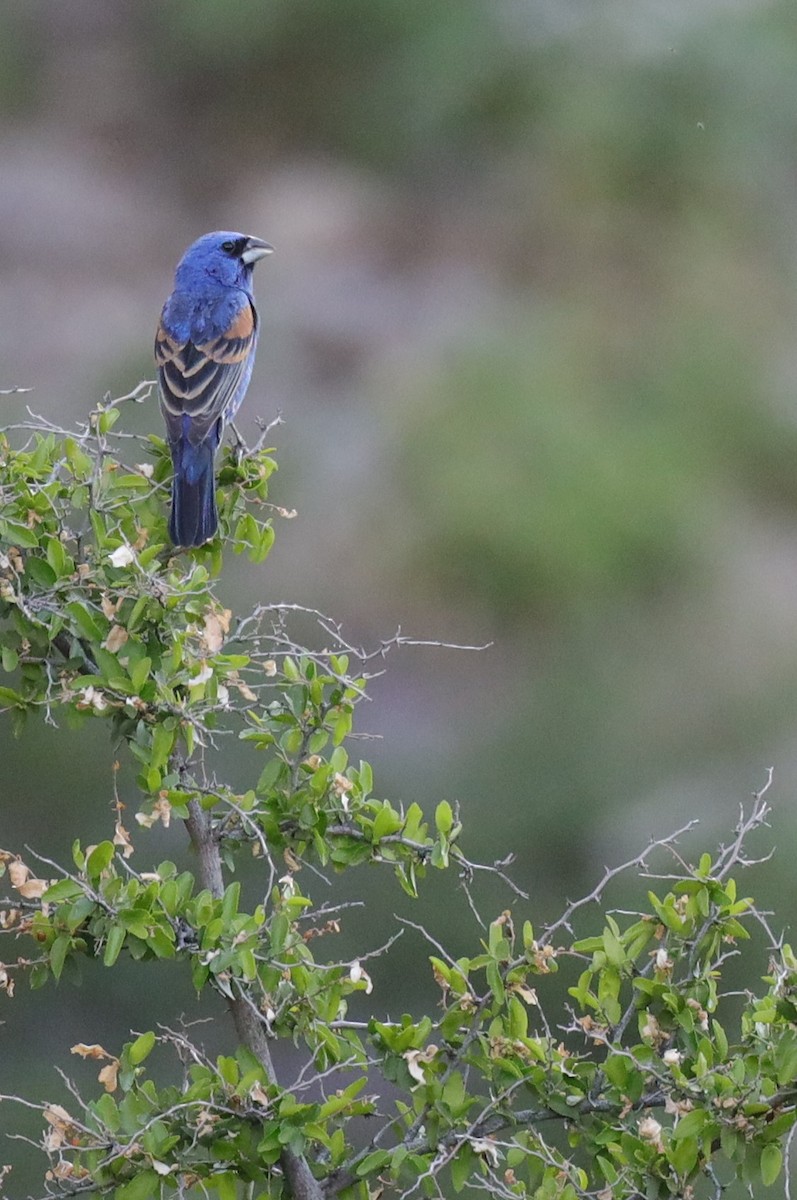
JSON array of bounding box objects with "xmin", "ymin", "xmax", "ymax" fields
[{"xmin": 2, "ymin": 3, "xmax": 797, "ymax": 1193}]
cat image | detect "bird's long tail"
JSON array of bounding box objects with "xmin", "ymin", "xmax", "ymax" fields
[{"xmin": 169, "ymin": 438, "xmax": 218, "ymax": 547}]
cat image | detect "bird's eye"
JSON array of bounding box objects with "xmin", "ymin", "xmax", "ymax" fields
[{"xmin": 221, "ymin": 240, "xmax": 236, "ymax": 253}]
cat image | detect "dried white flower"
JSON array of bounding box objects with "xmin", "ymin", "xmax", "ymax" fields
[
  {"xmin": 349, "ymin": 960, "xmax": 373, "ymax": 993},
  {"xmin": 108, "ymin": 544, "xmax": 135, "ymax": 568},
  {"xmin": 638, "ymin": 1116, "xmax": 663, "ymax": 1144},
  {"xmin": 470, "ymin": 1138, "xmax": 500, "ymax": 1167},
  {"xmin": 404, "ymin": 1045, "xmax": 438, "ymax": 1084},
  {"xmin": 77, "ymin": 685, "xmax": 108, "ymax": 713}
]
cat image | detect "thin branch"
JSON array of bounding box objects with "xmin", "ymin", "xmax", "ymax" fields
[{"xmin": 540, "ymin": 820, "xmax": 699, "ymax": 947}]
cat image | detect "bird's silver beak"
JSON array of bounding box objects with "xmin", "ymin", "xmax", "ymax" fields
[{"xmin": 241, "ymin": 236, "xmax": 274, "ymax": 265}]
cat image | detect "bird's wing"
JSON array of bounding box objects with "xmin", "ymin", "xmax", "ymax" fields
[{"xmin": 156, "ymin": 301, "xmax": 257, "ymax": 444}]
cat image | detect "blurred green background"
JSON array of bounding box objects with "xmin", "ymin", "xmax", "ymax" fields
[{"xmin": 3, "ymin": 0, "xmax": 797, "ymax": 1192}]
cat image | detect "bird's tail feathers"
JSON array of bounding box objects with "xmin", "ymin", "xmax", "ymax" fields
[{"xmin": 169, "ymin": 439, "xmax": 218, "ymax": 548}]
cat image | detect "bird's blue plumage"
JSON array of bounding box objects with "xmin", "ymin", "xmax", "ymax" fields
[{"xmin": 156, "ymin": 230, "xmax": 273, "ymax": 547}]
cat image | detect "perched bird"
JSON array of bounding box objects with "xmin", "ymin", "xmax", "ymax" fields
[{"xmin": 155, "ymin": 230, "xmax": 273, "ymax": 547}]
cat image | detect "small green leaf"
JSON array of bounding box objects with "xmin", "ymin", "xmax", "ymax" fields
[
  {"xmin": 42, "ymin": 879, "xmax": 85, "ymax": 904},
  {"xmin": 1, "ymin": 520, "xmax": 40, "ymax": 549},
  {"xmin": 249, "ymin": 522, "xmax": 275, "ymax": 564},
  {"xmin": 150, "ymin": 723, "xmax": 175, "ymax": 772},
  {"xmin": 435, "ymin": 800, "xmax": 453, "ymax": 834},
  {"xmin": 507, "ymin": 995, "xmax": 528, "ymax": 1039},
  {"xmin": 115, "ymin": 1170, "xmax": 159, "ymax": 1200},
  {"xmin": 282, "ymin": 656, "xmax": 300, "ymax": 681},
  {"xmin": 86, "ymin": 841, "xmax": 114, "ymax": 881},
  {"xmin": 356, "ymin": 1150, "xmax": 391, "ymax": 1177},
  {"xmin": 602, "ymin": 924, "xmax": 626, "ymax": 969},
  {"xmin": 128, "ymin": 1030, "xmax": 156, "ymax": 1065},
  {"xmin": 359, "ymin": 760, "xmax": 373, "ymax": 795},
  {"xmin": 221, "ymin": 881, "xmax": 241, "ymax": 923},
  {"xmin": 372, "ymin": 802, "xmax": 403, "ymax": 841},
  {"xmin": 104, "ymin": 924, "xmax": 125, "ymax": 966},
  {"xmin": 130, "ymin": 656, "xmax": 152, "ymax": 694},
  {"xmin": 1, "ymin": 646, "xmax": 18, "ymax": 672},
  {"xmin": 761, "ymin": 1144, "xmax": 782, "ymax": 1187},
  {"xmin": 672, "ymin": 1108, "xmax": 707, "ymax": 1140},
  {"xmin": 450, "ymin": 1143, "xmax": 476, "ymax": 1192},
  {"xmin": 66, "ymin": 601, "xmax": 106, "ymax": 642},
  {"xmin": 213, "ymin": 1173, "xmax": 238, "ymax": 1200},
  {"xmin": 49, "ymin": 934, "xmax": 71, "ymax": 981},
  {"xmin": 486, "ymin": 960, "xmax": 505, "ymax": 1005},
  {"xmin": 775, "ymin": 1031, "xmax": 797, "ymax": 1086},
  {"xmin": 45, "ymin": 538, "xmax": 67, "ymax": 576},
  {"xmin": 332, "ymin": 706, "xmax": 352, "ymax": 745}
]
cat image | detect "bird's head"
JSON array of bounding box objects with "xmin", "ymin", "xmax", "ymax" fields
[{"xmin": 174, "ymin": 231, "xmax": 274, "ymax": 293}]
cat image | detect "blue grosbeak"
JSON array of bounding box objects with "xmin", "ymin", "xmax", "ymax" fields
[{"xmin": 156, "ymin": 230, "xmax": 273, "ymax": 547}]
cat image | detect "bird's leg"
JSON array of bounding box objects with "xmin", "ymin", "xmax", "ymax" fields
[{"xmin": 228, "ymin": 421, "xmax": 247, "ymax": 463}]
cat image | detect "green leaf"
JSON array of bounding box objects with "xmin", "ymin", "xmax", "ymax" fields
[
  {"xmin": 1, "ymin": 520, "xmax": 40, "ymax": 549},
  {"xmin": 403, "ymin": 802, "xmax": 426, "ymax": 841},
  {"xmin": 66, "ymin": 601, "xmax": 106, "ymax": 642},
  {"xmin": 150, "ymin": 723, "xmax": 175, "ymax": 772},
  {"xmin": 128, "ymin": 1030, "xmax": 156, "ymax": 1065},
  {"xmin": 97, "ymin": 406, "xmax": 121, "ymax": 434},
  {"xmin": 25, "ymin": 557, "xmax": 57, "ymax": 587},
  {"xmin": 761, "ymin": 1144, "xmax": 782, "ymax": 1187},
  {"xmin": 213, "ymin": 1173, "xmax": 238, "ymax": 1200},
  {"xmin": 435, "ymin": 800, "xmax": 453, "ymax": 834},
  {"xmin": 104, "ymin": 924, "xmax": 125, "ymax": 966},
  {"xmin": 42, "ymin": 878, "xmax": 85, "ymax": 904},
  {"xmin": 571, "ymin": 935, "xmax": 604, "ymax": 953},
  {"xmin": 318, "ymin": 1077, "xmax": 367, "ymax": 1119},
  {"xmin": 250, "ymin": 522, "xmax": 275, "ymax": 564},
  {"xmin": 712, "ymin": 1018, "xmax": 728, "ymax": 1059},
  {"xmin": 507, "ymin": 995, "xmax": 528, "ymax": 1039},
  {"xmin": 356, "ymin": 1150, "xmax": 391, "ymax": 1177},
  {"xmin": 45, "ymin": 538, "xmax": 67, "ymax": 576},
  {"xmin": 115, "ymin": 1170, "xmax": 159, "ymax": 1200},
  {"xmin": 668, "ymin": 1135, "xmax": 698, "ymax": 1177},
  {"xmin": 775, "ymin": 1031, "xmax": 797, "ymax": 1086},
  {"xmin": 602, "ymin": 924, "xmax": 626, "ymax": 969},
  {"xmin": 450, "ymin": 1143, "xmax": 476, "ymax": 1192},
  {"xmin": 486, "ymin": 960, "xmax": 505, "ymax": 1005},
  {"xmin": 372, "ymin": 802, "xmax": 403, "ymax": 841},
  {"xmin": 49, "ymin": 933, "xmax": 71, "ymax": 981},
  {"xmin": 603, "ymin": 1053, "xmax": 630, "ymax": 1090},
  {"xmin": 86, "ymin": 841, "xmax": 114, "ymax": 881},
  {"xmin": 282, "ymin": 656, "xmax": 300, "ymax": 682},
  {"xmin": 221, "ymin": 881, "xmax": 241, "ymax": 923},
  {"xmin": 359, "ymin": 760, "xmax": 373, "ymax": 796},
  {"xmin": 1, "ymin": 646, "xmax": 18, "ymax": 672},
  {"xmin": 672, "ymin": 1108, "xmax": 707, "ymax": 1140},
  {"xmin": 130, "ymin": 656, "xmax": 152, "ymax": 694},
  {"xmin": 332, "ymin": 706, "xmax": 352, "ymax": 745},
  {"xmin": 93, "ymin": 1092, "xmax": 120, "ymax": 1132}
]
